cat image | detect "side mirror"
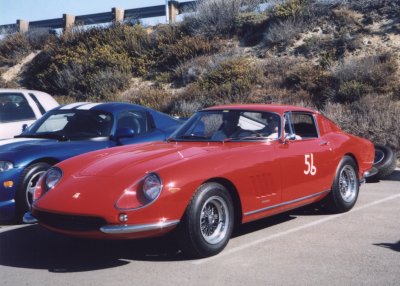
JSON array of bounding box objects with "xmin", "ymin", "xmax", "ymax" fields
[
  {"xmin": 280, "ymin": 133, "xmax": 296, "ymax": 144},
  {"xmin": 285, "ymin": 133, "xmax": 297, "ymax": 140},
  {"xmin": 114, "ymin": 127, "xmax": 135, "ymax": 145},
  {"xmin": 22, "ymin": 124, "xmax": 28, "ymax": 132}
]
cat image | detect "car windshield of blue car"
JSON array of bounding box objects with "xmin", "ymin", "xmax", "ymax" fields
[
  {"xmin": 16, "ymin": 110, "xmax": 113, "ymax": 140},
  {"xmin": 170, "ymin": 110, "xmax": 281, "ymax": 142}
]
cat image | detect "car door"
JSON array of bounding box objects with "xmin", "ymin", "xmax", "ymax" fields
[{"xmin": 278, "ymin": 112, "xmax": 334, "ymax": 202}]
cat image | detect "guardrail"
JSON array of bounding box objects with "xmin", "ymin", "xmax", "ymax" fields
[{"xmin": 0, "ymin": 1, "xmax": 197, "ymax": 33}]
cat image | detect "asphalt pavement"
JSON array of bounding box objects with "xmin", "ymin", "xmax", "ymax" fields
[{"xmin": 1, "ymin": 170, "xmax": 399, "ymax": 286}]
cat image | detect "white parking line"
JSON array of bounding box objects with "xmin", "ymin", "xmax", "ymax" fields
[
  {"xmin": 0, "ymin": 224, "xmax": 31, "ymax": 234},
  {"xmin": 193, "ymin": 193, "xmax": 400, "ymax": 265}
]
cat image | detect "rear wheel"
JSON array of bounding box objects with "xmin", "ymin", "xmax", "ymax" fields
[
  {"xmin": 178, "ymin": 182, "xmax": 234, "ymax": 258},
  {"xmin": 371, "ymin": 144, "xmax": 397, "ymax": 180},
  {"xmin": 326, "ymin": 156, "xmax": 359, "ymax": 213},
  {"xmin": 15, "ymin": 162, "xmax": 51, "ymax": 219}
]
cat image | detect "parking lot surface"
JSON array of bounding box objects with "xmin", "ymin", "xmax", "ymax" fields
[{"xmin": 1, "ymin": 170, "xmax": 399, "ymax": 286}]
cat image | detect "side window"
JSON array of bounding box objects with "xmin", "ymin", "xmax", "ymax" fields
[
  {"xmin": 0, "ymin": 93, "xmax": 35, "ymax": 123},
  {"xmin": 291, "ymin": 113, "xmax": 319, "ymax": 139},
  {"xmin": 117, "ymin": 110, "xmax": 148, "ymax": 135}
]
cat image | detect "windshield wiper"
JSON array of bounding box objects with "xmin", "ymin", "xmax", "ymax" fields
[
  {"xmin": 180, "ymin": 134, "xmax": 208, "ymax": 140},
  {"xmin": 15, "ymin": 133, "xmax": 69, "ymax": 141}
]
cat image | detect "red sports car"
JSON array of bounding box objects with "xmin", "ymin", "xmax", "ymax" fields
[{"xmin": 25, "ymin": 104, "xmax": 376, "ymax": 258}]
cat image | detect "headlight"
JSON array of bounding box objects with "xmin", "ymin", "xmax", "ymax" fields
[
  {"xmin": 116, "ymin": 173, "xmax": 162, "ymax": 210},
  {"xmin": 0, "ymin": 161, "xmax": 13, "ymax": 172},
  {"xmin": 45, "ymin": 167, "xmax": 63, "ymax": 190},
  {"xmin": 142, "ymin": 173, "xmax": 162, "ymax": 201}
]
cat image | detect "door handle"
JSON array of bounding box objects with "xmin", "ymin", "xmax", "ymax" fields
[{"xmin": 319, "ymin": 141, "xmax": 330, "ymax": 146}]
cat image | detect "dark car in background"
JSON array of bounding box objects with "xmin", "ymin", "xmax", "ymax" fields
[{"xmin": 0, "ymin": 102, "xmax": 182, "ymax": 221}]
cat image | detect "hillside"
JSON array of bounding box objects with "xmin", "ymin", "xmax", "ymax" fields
[{"xmin": 0, "ymin": 0, "xmax": 399, "ymax": 155}]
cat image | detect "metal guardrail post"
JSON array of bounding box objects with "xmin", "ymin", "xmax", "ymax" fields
[
  {"xmin": 112, "ymin": 7, "xmax": 125, "ymax": 23},
  {"xmin": 17, "ymin": 19, "xmax": 29, "ymax": 33},
  {"xmin": 63, "ymin": 14, "xmax": 75, "ymax": 32},
  {"xmin": 168, "ymin": 1, "xmax": 180, "ymax": 24}
]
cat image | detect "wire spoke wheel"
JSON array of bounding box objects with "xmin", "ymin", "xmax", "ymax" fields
[
  {"xmin": 325, "ymin": 156, "xmax": 359, "ymax": 213},
  {"xmin": 26, "ymin": 170, "xmax": 46, "ymax": 208},
  {"xmin": 200, "ymin": 196, "xmax": 229, "ymax": 245},
  {"xmin": 178, "ymin": 182, "xmax": 234, "ymax": 258},
  {"xmin": 339, "ymin": 165, "xmax": 357, "ymax": 203}
]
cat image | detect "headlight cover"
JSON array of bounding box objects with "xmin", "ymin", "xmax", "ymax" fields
[
  {"xmin": 45, "ymin": 167, "xmax": 63, "ymax": 190},
  {"xmin": 116, "ymin": 173, "xmax": 163, "ymax": 210},
  {"xmin": 142, "ymin": 173, "xmax": 162, "ymax": 201},
  {"xmin": 0, "ymin": 161, "xmax": 13, "ymax": 172}
]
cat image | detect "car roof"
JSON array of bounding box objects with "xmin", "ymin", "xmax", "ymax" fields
[
  {"xmin": 53, "ymin": 102, "xmax": 150, "ymax": 113},
  {"xmin": 0, "ymin": 88, "xmax": 43, "ymax": 93},
  {"xmin": 204, "ymin": 104, "xmax": 317, "ymax": 115}
]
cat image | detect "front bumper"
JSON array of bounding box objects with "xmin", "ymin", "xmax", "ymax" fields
[
  {"xmin": 0, "ymin": 168, "xmax": 23, "ymax": 221},
  {"xmin": 100, "ymin": 220, "xmax": 180, "ymax": 234},
  {"xmin": 23, "ymin": 211, "xmax": 179, "ymax": 236},
  {"xmin": 0, "ymin": 199, "xmax": 16, "ymax": 221}
]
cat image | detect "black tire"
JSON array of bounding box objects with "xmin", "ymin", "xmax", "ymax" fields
[
  {"xmin": 15, "ymin": 162, "xmax": 51, "ymax": 219},
  {"xmin": 178, "ymin": 182, "xmax": 234, "ymax": 258},
  {"xmin": 325, "ymin": 156, "xmax": 359, "ymax": 213},
  {"xmin": 371, "ymin": 144, "xmax": 397, "ymax": 180}
]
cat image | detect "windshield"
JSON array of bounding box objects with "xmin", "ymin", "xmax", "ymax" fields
[
  {"xmin": 171, "ymin": 110, "xmax": 281, "ymax": 142},
  {"xmin": 17, "ymin": 109, "xmax": 113, "ymax": 140}
]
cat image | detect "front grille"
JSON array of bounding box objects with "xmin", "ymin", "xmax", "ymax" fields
[{"xmin": 34, "ymin": 210, "xmax": 106, "ymax": 231}]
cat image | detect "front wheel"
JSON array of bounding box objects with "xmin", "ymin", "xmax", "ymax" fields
[
  {"xmin": 326, "ymin": 156, "xmax": 359, "ymax": 213},
  {"xmin": 15, "ymin": 162, "xmax": 51, "ymax": 219},
  {"xmin": 178, "ymin": 182, "xmax": 234, "ymax": 258}
]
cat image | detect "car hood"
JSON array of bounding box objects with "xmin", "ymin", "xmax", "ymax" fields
[
  {"xmin": 0, "ymin": 137, "xmax": 110, "ymax": 163},
  {"xmin": 72, "ymin": 141, "xmax": 216, "ymax": 178},
  {"xmin": 0, "ymin": 138, "xmax": 53, "ymax": 153},
  {"xmin": 35, "ymin": 141, "xmax": 224, "ymax": 216}
]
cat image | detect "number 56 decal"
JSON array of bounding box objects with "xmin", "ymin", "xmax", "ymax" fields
[{"xmin": 304, "ymin": 153, "xmax": 317, "ymax": 175}]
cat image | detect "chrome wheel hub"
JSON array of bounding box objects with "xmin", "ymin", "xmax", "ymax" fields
[
  {"xmin": 339, "ymin": 165, "xmax": 357, "ymax": 203},
  {"xmin": 26, "ymin": 171, "xmax": 46, "ymax": 208},
  {"xmin": 200, "ymin": 196, "xmax": 229, "ymax": 244}
]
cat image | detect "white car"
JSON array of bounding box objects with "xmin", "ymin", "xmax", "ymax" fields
[{"xmin": 0, "ymin": 89, "xmax": 59, "ymax": 140}]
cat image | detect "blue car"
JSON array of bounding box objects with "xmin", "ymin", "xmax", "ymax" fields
[{"xmin": 0, "ymin": 102, "xmax": 182, "ymax": 221}]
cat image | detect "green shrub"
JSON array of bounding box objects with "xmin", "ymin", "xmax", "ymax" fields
[
  {"xmin": 337, "ymin": 80, "xmax": 372, "ymax": 103},
  {"xmin": 198, "ymin": 57, "xmax": 264, "ymax": 99},
  {"xmin": 157, "ymin": 35, "xmax": 219, "ymax": 68},
  {"xmin": 0, "ymin": 33, "xmax": 32, "ymax": 66},
  {"xmin": 264, "ymin": 17, "xmax": 306, "ymax": 47},
  {"xmin": 24, "ymin": 25, "xmax": 148, "ymax": 99},
  {"xmin": 273, "ymin": 0, "xmax": 310, "ymax": 19},
  {"xmin": 234, "ymin": 11, "xmax": 269, "ymax": 45},
  {"xmin": 331, "ymin": 53, "xmax": 398, "ymax": 103},
  {"xmin": 122, "ymin": 86, "xmax": 174, "ymax": 113},
  {"xmin": 323, "ymin": 95, "xmax": 400, "ymax": 154},
  {"xmin": 185, "ymin": 0, "xmax": 263, "ymax": 36},
  {"xmin": 174, "ymin": 55, "xmax": 213, "ymax": 86}
]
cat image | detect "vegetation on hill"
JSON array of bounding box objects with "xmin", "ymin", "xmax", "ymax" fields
[{"xmin": 0, "ymin": 0, "xmax": 399, "ymax": 155}]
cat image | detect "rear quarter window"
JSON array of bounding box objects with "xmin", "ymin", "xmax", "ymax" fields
[{"xmin": 291, "ymin": 113, "xmax": 319, "ymax": 138}]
